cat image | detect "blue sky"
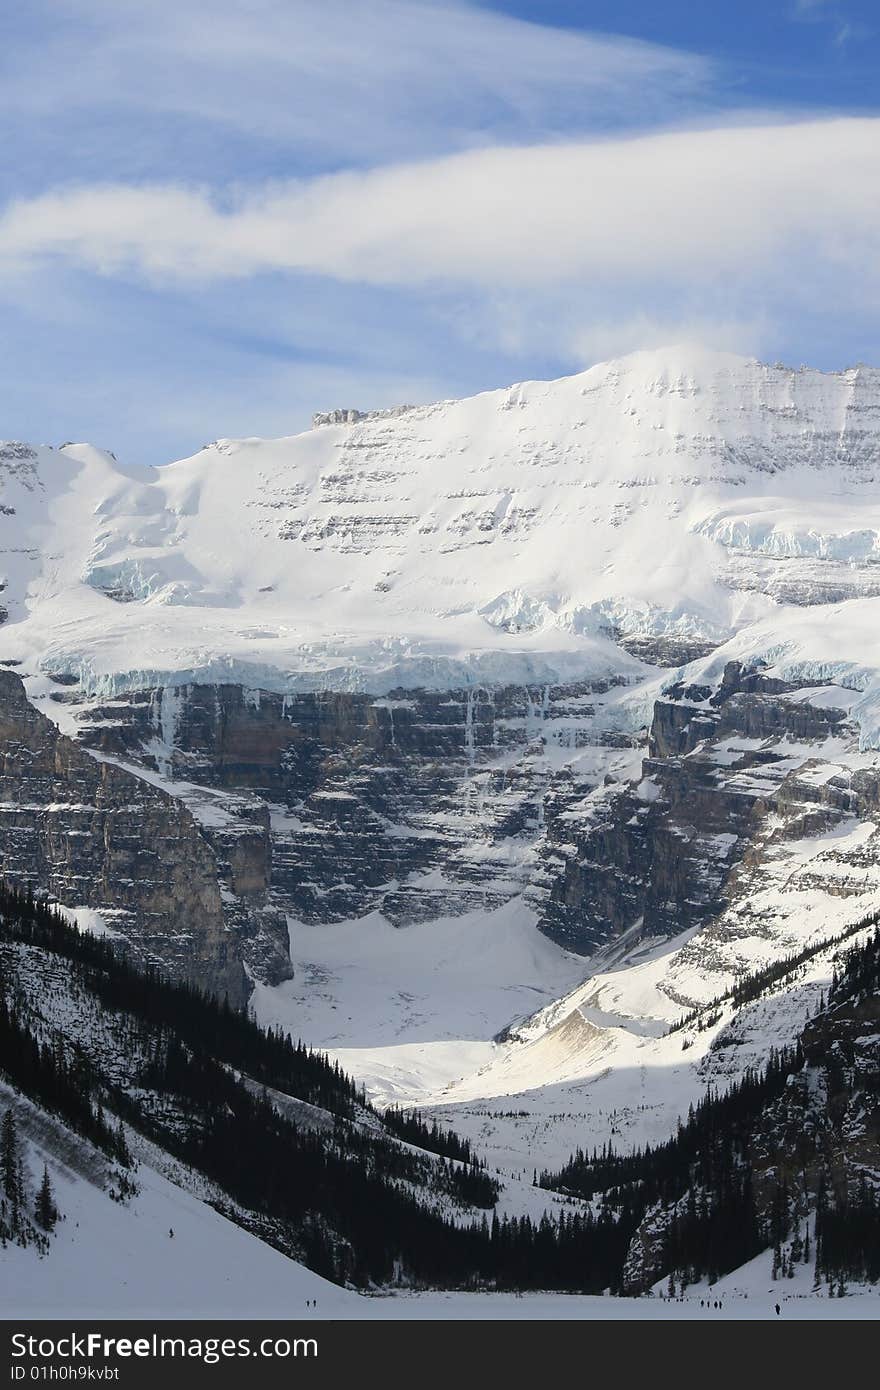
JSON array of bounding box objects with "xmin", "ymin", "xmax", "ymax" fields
[{"xmin": 2, "ymin": 0, "xmax": 879, "ymax": 463}]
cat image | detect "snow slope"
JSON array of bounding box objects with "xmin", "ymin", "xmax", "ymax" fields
[
  {"xmin": 5, "ymin": 1157, "xmax": 354, "ymax": 1321},
  {"xmin": 6, "ymin": 1077, "xmax": 876, "ymax": 1321},
  {"xmin": 0, "ymin": 1083, "xmax": 355, "ymax": 1320},
  {"xmin": 251, "ymin": 890, "xmax": 880, "ymax": 1177},
  {"xmin": 250, "ymin": 898, "xmax": 587, "ymax": 1105},
  {"xmin": 5, "ymin": 345, "xmax": 880, "ymax": 733}
]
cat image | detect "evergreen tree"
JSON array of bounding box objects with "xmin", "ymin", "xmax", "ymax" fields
[
  {"xmin": 34, "ymin": 1165, "xmax": 57, "ymax": 1231},
  {"xmin": 1, "ymin": 1109, "xmax": 22, "ymax": 1208}
]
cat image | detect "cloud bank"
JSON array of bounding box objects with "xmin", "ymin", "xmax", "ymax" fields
[{"xmin": 2, "ymin": 119, "xmax": 878, "ymax": 301}]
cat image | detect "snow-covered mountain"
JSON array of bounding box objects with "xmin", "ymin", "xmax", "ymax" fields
[
  {"xmin": 5, "ymin": 344, "xmax": 880, "ymax": 728},
  {"xmin": 5, "ymin": 344, "xmax": 880, "ymax": 1304}
]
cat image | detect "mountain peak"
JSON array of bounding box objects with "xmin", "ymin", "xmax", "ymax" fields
[{"xmin": 4, "ymin": 347, "xmax": 880, "ymax": 731}]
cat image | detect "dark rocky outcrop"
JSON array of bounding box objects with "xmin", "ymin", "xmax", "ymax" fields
[
  {"xmin": 0, "ymin": 669, "xmax": 251, "ymax": 1003},
  {"xmin": 531, "ymin": 663, "xmax": 862, "ymax": 956},
  {"xmin": 16, "ymin": 656, "xmax": 873, "ymax": 1006},
  {"xmin": 69, "ymin": 678, "xmax": 630, "ymax": 928},
  {"xmin": 616, "ymin": 633, "xmax": 719, "ymax": 668}
]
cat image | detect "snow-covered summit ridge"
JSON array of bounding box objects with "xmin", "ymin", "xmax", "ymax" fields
[{"xmin": 5, "ymin": 344, "xmax": 880, "ymax": 715}]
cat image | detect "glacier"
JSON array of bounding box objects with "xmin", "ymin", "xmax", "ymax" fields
[{"xmin": 4, "ymin": 343, "xmax": 880, "ymax": 742}]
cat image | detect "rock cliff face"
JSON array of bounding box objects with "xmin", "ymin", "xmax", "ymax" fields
[
  {"xmin": 0, "ymin": 668, "xmax": 254, "ymax": 1003},
  {"xmin": 751, "ymin": 990, "xmax": 880, "ymax": 1211},
  {"xmin": 67, "ymin": 676, "xmax": 631, "ymax": 930},
  {"xmin": 4, "ymin": 662, "xmax": 651, "ymax": 999},
  {"xmin": 529, "ymin": 663, "xmax": 875, "ymax": 966},
  {"xmin": 8, "ymin": 652, "xmax": 880, "ymax": 1031}
]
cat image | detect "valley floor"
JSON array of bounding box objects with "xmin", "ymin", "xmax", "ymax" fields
[
  {"xmin": 4, "ymin": 1146, "xmax": 877, "ymax": 1322},
  {"xmin": 250, "ymin": 892, "xmax": 866, "ymax": 1184},
  {"xmin": 250, "ymin": 897, "xmax": 587, "ymax": 1110},
  {"xmin": 360, "ymin": 1290, "xmax": 880, "ymax": 1320}
]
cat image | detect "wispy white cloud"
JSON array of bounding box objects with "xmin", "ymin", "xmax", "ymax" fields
[
  {"xmin": 3, "ymin": 118, "xmax": 878, "ymax": 299},
  {"xmin": 3, "ymin": 3, "xmax": 880, "ymax": 463},
  {"xmin": 790, "ymin": 0, "xmax": 861, "ymax": 48},
  {"xmin": 534, "ymin": 311, "xmax": 773, "ymax": 370},
  {"xmin": 3, "ymin": 0, "xmax": 714, "ymax": 177}
]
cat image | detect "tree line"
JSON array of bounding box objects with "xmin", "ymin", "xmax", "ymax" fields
[
  {"xmin": 4, "ymin": 880, "xmax": 878, "ymax": 1293},
  {"xmin": 1, "ymin": 1107, "xmax": 57, "ymax": 1252},
  {"xmin": 543, "ymin": 928, "xmax": 880, "ymax": 1291}
]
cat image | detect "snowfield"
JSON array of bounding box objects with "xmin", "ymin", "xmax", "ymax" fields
[
  {"xmin": 250, "ymin": 898, "xmax": 586, "ymax": 1107},
  {"xmin": 4, "ymin": 1096, "xmax": 877, "ymax": 1321},
  {"xmin": 248, "ymin": 894, "xmax": 880, "ymax": 1177},
  {"xmin": 4, "ymin": 1141, "xmax": 355, "ymax": 1321},
  {"xmin": 5, "ymin": 344, "xmax": 880, "ymax": 742},
  {"xmin": 6, "ymin": 1155, "xmax": 878, "ymax": 1320}
]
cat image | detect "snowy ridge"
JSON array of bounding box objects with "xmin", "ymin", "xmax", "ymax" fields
[{"xmin": 4, "ymin": 345, "xmax": 880, "ymax": 735}]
